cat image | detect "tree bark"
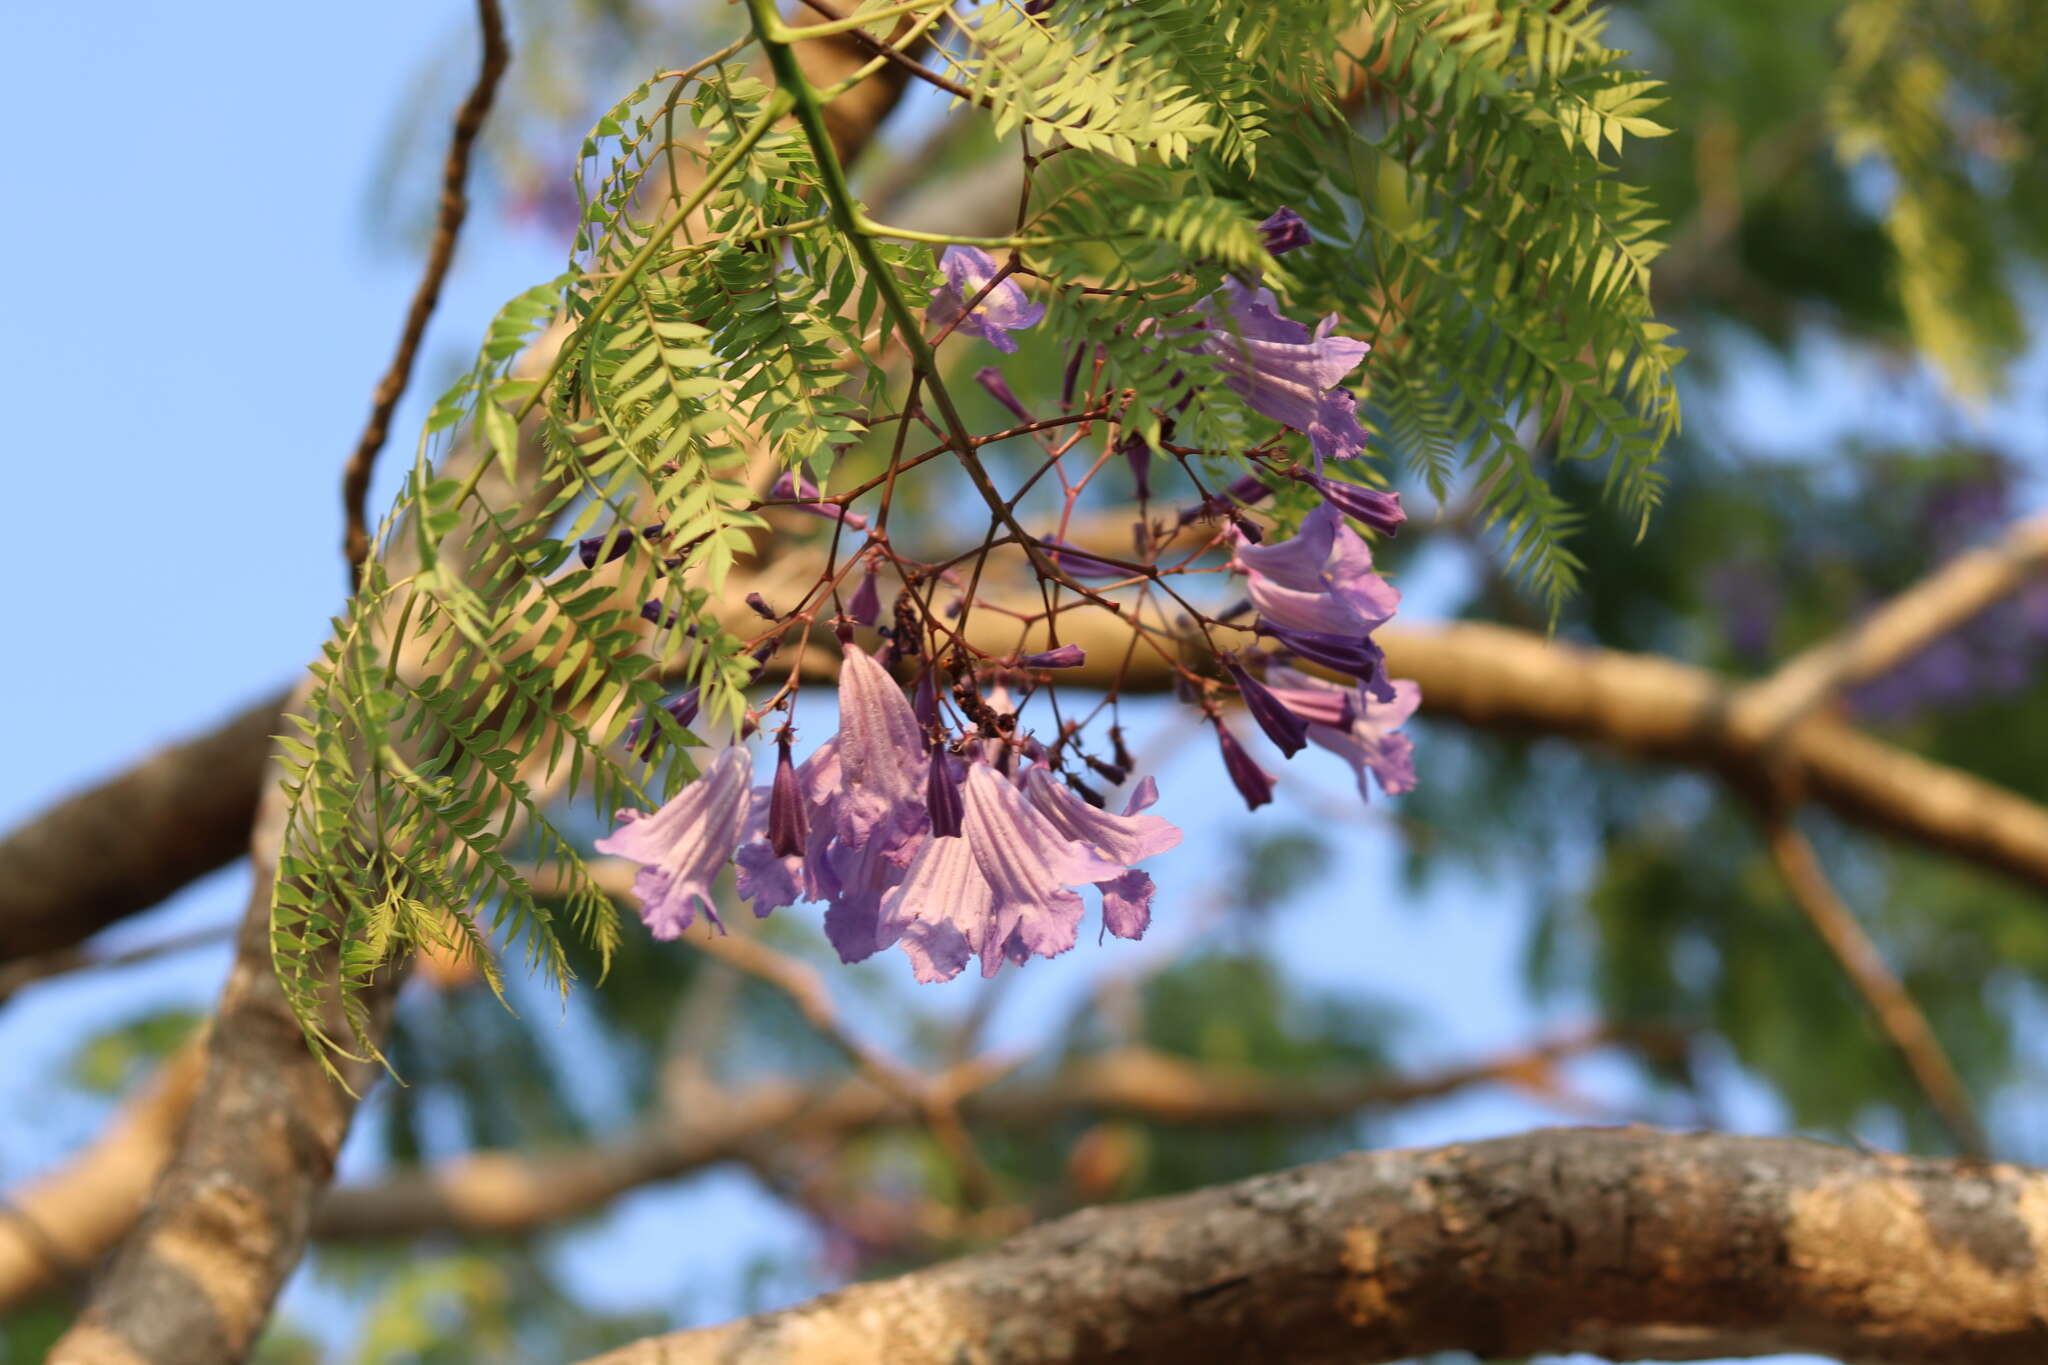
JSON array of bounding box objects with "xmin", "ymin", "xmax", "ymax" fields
[
  {"xmin": 578, "ymin": 1126, "xmax": 2048, "ymax": 1365},
  {"xmin": 0, "ymin": 690, "xmax": 285, "ymax": 963}
]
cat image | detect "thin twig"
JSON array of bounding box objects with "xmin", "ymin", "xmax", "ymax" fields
[
  {"xmin": 684, "ymin": 931, "xmax": 1004, "ymax": 1207},
  {"xmin": 1758, "ymin": 809, "xmax": 1988, "ymax": 1157},
  {"xmin": 0, "ymin": 922, "xmax": 235, "ymax": 1007},
  {"xmin": 796, "ymin": 0, "xmax": 982, "ymax": 103},
  {"xmin": 1736, "ymin": 510, "xmax": 2048, "ymax": 745},
  {"xmin": 340, "ymin": 0, "xmax": 511, "ymax": 587}
]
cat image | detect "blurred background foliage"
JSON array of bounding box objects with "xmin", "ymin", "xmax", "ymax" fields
[{"xmin": 10, "ymin": 0, "xmax": 2048, "ymax": 1360}]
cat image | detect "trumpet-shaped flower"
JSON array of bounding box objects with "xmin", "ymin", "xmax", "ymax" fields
[
  {"xmin": 1266, "ymin": 665, "xmax": 1420, "ymax": 800},
  {"xmin": 883, "ymin": 765, "xmax": 1181, "ymax": 981},
  {"xmin": 1234, "ymin": 503, "xmax": 1400, "ymax": 699},
  {"xmin": 928, "ymin": 246, "xmax": 1044, "ymax": 353},
  {"xmin": 1198, "ymin": 281, "xmax": 1369, "ymax": 465},
  {"xmin": 594, "ymin": 746, "xmax": 753, "ymax": 939}
]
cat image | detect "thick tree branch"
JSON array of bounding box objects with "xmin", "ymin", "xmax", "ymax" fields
[
  {"xmin": 576, "ymin": 1126, "xmax": 2048, "ymax": 1365},
  {"xmin": 26, "ymin": 22, "xmax": 954, "ymax": 1362},
  {"xmin": 15, "ymin": 606, "xmax": 2048, "ymax": 980},
  {"xmin": 45, "ymin": 795, "xmax": 401, "ymax": 1364},
  {"xmin": 1737, "ymin": 509, "xmax": 2048, "ymax": 741},
  {"xmin": 0, "ymin": 689, "xmax": 285, "ymax": 965},
  {"xmin": 0, "ymin": 1036, "xmax": 207, "ymax": 1311}
]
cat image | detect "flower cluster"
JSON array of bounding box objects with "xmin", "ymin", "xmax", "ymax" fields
[
  {"xmin": 590, "ymin": 205, "xmax": 1418, "ymax": 979},
  {"xmin": 603, "ymin": 647, "xmax": 1179, "ymax": 982}
]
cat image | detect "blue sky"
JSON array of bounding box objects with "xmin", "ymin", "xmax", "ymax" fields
[{"xmin": 12, "ymin": 4, "xmax": 2033, "ymax": 1361}]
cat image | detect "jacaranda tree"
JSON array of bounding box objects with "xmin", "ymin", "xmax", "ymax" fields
[{"xmin": 7, "ymin": 0, "xmax": 2048, "ymax": 1361}]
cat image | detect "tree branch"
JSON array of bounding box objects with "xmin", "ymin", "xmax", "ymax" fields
[
  {"xmin": 0, "ymin": 689, "xmax": 285, "ymax": 965},
  {"xmin": 1736, "ymin": 509, "xmax": 2048, "ymax": 742},
  {"xmin": 16, "ymin": 605, "xmax": 2048, "ymax": 981},
  {"xmin": 1759, "ymin": 810, "xmax": 1988, "ymax": 1156},
  {"xmin": 0, "ymin": 1036, "xmax": 208, "ymax": 1312},
  {"xmin": 575, "ymin": 1126, "xmax": 2048, "ymax": 1365},
  {"xmin": 340, "ymin": 0, "xmax": 510, "ymax": 585},
  {"xmin": 308, "ymin": 1027, "xmax": 1641, "ymax": 1242}
]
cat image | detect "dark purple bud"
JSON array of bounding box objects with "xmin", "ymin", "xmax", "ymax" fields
[
  {"xmin": 769, "ymin": 734, "xmax": 809, "ymax": 857},
  {"xmin": 1065, "ymin": 772, "xmax": 1105, "ymax": 808},
  {"xmin": 1060, "ymin": 342, "xmax": 1088, "ymax": 406},
  {"xmin": 1110, "ymin": 725, "xmax": 1134, "ymax": 771},
  {"xmin": 746, "ymin": 592, "xmax": 778, "ymax": 621},
  {"xmin": 1023, "ymin": 0, "xmax": 1054, "ymax": 14},
  {"xmin": 1230, "ymin": 513, "xmax": 1264, "ymax": 544},
  {"xmin": 974, "ymin": 366, "xmax": 1036, "ymax": 426},
  {"xmin": 848, "ymin": 568, "xmax": 881, "ymax": 626},
  {"xmin": 914, "ymin": 668, "xmax": 939, "ymax": 730},
  {"xmin": 1177, "ymin": 473, "xmax": 1273, "ymax": 526},
  {"xmin": 769, "ymin": 470, "xmax": 870, "ymax": 530},
  {"xmin": 1119, "ymin": 431, "xmax": 1153, "ymax": 500},
  {"xmin": 639, "ymin": 600, "xmax": 679, "ymax": 628},
  {"xmin": 1020, "ymin": 643, "xmax": 1086, "ymax": 669},
  {"xmin": 578, "ymin": 522, "xmax": 664, "ymax": 568},
  {"xmin": 1085, "ymin": 754, "xmax": 1128, "ymax": 786},
  {"xmin": 1257, "ymin": 206, "xmax": 1311, "ymax": 256},
  {"xmin": 1215, "ymin": 723, "xmax": 1276, "ymax": 811},
  {"xmin": 927, "ymin": 749, "xmax": 963, "ymax": 836},
  {"xmin": 1262, "ymin": 624, "xmax": 1390, "ymax": 696},
  {"xmin": 1039, "ymin": 537, "xmax": 1132, "ymax": 580},
  {"xmin": 1225, "ymin": 659, "xmax": 1308, "ymax": 757},
  {"xmin": 1289, "ymin": 468, "xmax": 1405, "ymax": 535},
  {"xmin": 624, "ymin": 689, "xmax": 700, "ymax": 751}
]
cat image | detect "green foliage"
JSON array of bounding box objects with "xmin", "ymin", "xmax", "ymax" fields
[
  {"xmin": 275, "ymin": 0, "xmax": 1679, "ymax": 1058},
  {"xmin": 1828, "ymin": 0, "xmax": 2042, "ymax": 396}
]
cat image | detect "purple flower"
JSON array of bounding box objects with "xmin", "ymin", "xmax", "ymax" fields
[
  {"xmin": 975, "ymin": 366, "xmax": 1037, "ymax": 425},
  {"xmin": 1259, "ymin": 626, "xmax": 1395, "ymax": 699},
  {"xmin": 1237, "ymin": 503, "xmax": 1400, "ymax": 638},
  {"xmin": 884, "ymin": 765, "xmax": 1121, "ymax": 980},
  {"xmin": 927, "ymin": 246, "xmax": 1044, "ymax": 353},
  {"xmin": 1198, "ymin": 281, "xmax": 1369, "ymax": 465},
  {"xmin": 1257, "ymin": 206, "xmax": 1311, "ymax": 256},
  {"xmin": 1020, "ymin": 643, "xmax": 1086, "ymax": 669},
  {"xmin": 594, "ymin": 746, "xmax": 753, "ymax": 938},
  {"xmin": 1215, "ymin": 722, "xmax": 1276, "ymax": 810},
  {"xmin": 826, "ymin": 645, "xmax": 928, "ymax": 855},
  {"xmin": 769, "ymin": 471, "xmax": 870, "ymax": 529},
  {"xmin": 1288, "ymin": 468, "xmax": 1404, "ymax": 535},
  {"xmin": 1225, "ymin": 659, "xmax": 1308, "ymax": 757},
  {"xmin": 1267, "ymin": 665, "xmax": 1419, "ymax": 800}
]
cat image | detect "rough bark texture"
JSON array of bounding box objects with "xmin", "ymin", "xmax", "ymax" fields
[
  {"xmin": 579, "ymin": 1126, "xmax": 2048, "ymax": 1365},
  {"xmin": 0, "ymin": 1037, "xmax": 208, "ymax": 1311},
  {"xmin": 0, "ymin": 690, "xmax": 285, "ymax": 964},
  {"xmin": 28, "ymin": 22, "xmax": 931, "ymax": 1364},
  {"xmin": 44, "ymin": 855, "xmax": 397, "ymax": 1365}
]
